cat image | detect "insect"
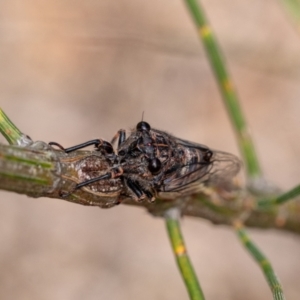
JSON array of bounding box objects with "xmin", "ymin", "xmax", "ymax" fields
[{"xmin": 49, "ymin": 121, "xmax": 241, "ymax": 204}]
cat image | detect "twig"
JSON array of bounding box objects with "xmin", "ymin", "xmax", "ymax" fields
[
  {"xmin": 0, "ymin": 143, "xmax": 299, "ymax": 233},
  {"xmin": 183, "ymin": 0, "xmax": 261, "ymax": 178},
  {"xmin": 234, "ymin": 221, "xmax": 286, "ymax": 300},
  {"xmin": 165, "ymin": 208, "xmax": 205, "ymax": 300}
]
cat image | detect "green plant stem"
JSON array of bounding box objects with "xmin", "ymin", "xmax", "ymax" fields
[
  {"xmin": 0, "ymin": 108, "xmax": 23, "ymax": 144},
  {"xmin": 0, "ymin": 143, "xmax": 299, "ymax": 233},
  {"xmin": 165, "ymin": 208, "xmax": 205, "ymax": 300},
  {"xmin": 235, "ymin": 222, "xmax": 285, "ymax": 300},
  {"xmin": 257, "ymin": 184, "xmax": 300, "ymax": 208},
  {"xmin": 184, "ymin": 0, "xmax": 261, "ymax": 178}
]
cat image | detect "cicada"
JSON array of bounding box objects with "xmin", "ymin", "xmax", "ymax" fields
[{"xmin": 49, "ymin": 121, "xmax": 241, "ymax": 205}]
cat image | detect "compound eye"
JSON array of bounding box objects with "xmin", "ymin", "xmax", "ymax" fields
[
  {"xmin": 148, "ymin": 158, "xmax": 162, "ymax": 174},
  {"xmin": 136, "ymin": 121, "xmax": 151, "ymax": 132},
  {"xmin": 203, "ymin": 150, "xmax": 213, "ymax": 162}
]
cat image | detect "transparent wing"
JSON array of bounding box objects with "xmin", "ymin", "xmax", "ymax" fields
[
  {"xmin": 204, "ymin": 150, "xmax": 241, "ymax": 185},
  {"xmin": 160, "ymin": 148, "xmax": 241, "ymax": 195}
]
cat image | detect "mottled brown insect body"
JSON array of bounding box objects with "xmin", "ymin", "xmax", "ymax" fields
[{"xmin": 50, "ymin": 121, "xmax": 241, "ymax": 206}]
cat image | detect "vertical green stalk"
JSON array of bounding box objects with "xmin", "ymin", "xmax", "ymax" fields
[
  {"xmin": 0, "ymin": 108, "xmax": 23, "ymax": 144},
  {"xmin": 165, "ymin": 208, "xmax": 205, "ymax": 300},
  {"xmin": 184, "ymin": 0, "xmax": 261, "ymax": 178},
  {"xmin": 235, "ymin": 222, "xmax": 285, "ymax": 300}
]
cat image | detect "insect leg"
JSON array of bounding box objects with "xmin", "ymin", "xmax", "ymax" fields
[
  {"xmin": 78, "ymin": 173, "xmax": 112, "ymax": 189},
  {"xmin": 125, "ymin": 178, "xmax": 155, "ymax": 202},
  {"xmin": 110, "ymin": 129, "xmax": 126, "ymax": 148},
  {"xmin": 75, "ymin": 166, "xmax": 123, "ymax": 189},
  {"xmin": 126, "ymin": 178, "xmax": 146, "ymax": 202},
  {"xmin": 60, "ymin": 167, "xmax": 123, "ymax": 198},
  {"xmin": 49, "ymin": 139, "xmax": 114, "ymax": 154},
  {"xmin": 144, "ymin": 190, "xmax": 155, "ymax": 202}
]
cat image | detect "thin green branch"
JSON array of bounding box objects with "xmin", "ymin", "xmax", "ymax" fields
[
  {"xmin": 0, "ymin": 107, "xmax": 23, "ymax": 144},
  {"xmin": 0, "ymin": 142, "xmax": 299, "ymax": 233},
  {"xmin": 257, "ymin": 184, "xmax": 300, "ymax": 208},
  {"xmin": 184, "ymin": 0, "xmax": 261, "ymax": 178},
  {"xmin": 165, "ymin": 208, "xmax": 205, "ymax": 300},
  {"xmin": 234, "ymin": 222, "xmax": 285, "ymax": 300}
]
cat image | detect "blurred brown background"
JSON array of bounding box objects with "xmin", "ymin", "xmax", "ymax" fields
[{"xmin": 0, "ymin": 0, "xmax": 300, "ymax": 299}]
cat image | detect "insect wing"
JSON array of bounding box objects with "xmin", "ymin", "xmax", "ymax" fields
[
  {"xmin": 205, "ymin": 150, "xmax": 241, "ymax": 185},
  {"xmin": 161, "ymin": 163, "xmax": 212, "ymax": 193},
  {"xmin": 176, "ymin": 138, "xmax": 241, "ymax": 184},
  {"xmin": 160, "ymin": 137, "xmax": 241, "ymax": 195}
]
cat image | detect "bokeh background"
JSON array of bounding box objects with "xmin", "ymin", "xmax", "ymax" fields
[{"xmin": 0, "ymin": 1, "xmax": 300, "ymax": 299}]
